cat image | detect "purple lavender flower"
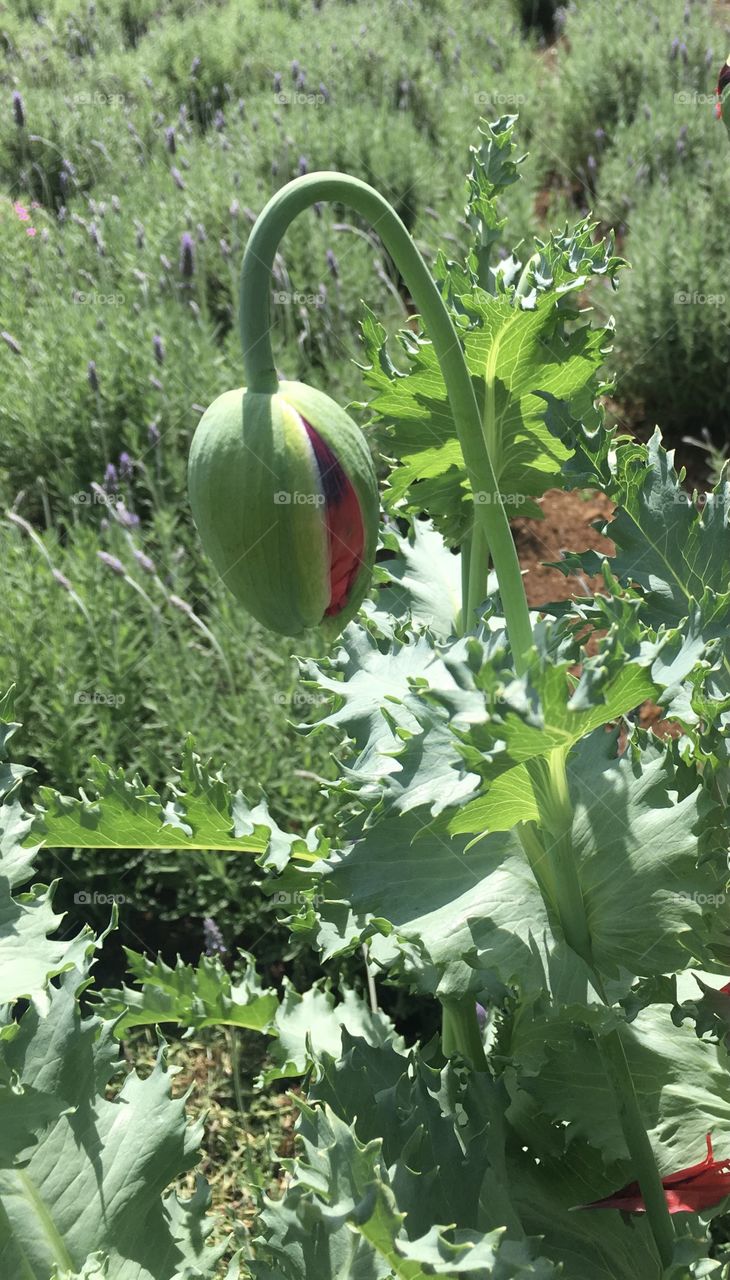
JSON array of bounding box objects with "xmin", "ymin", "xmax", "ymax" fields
[
  {"xmin": 52, "ymin": 568, "xmax": 73, "ymax": 591},
  {"xmin": 165, "ymin": 125, "xmax": 176, "ymax": 153},
  {"xmin": 12, "ymin": 90, "xmax": 25, "ymax": 127},
  {"xmin": 290, "ymin": 59, "xmax": 300, "ymax": 81},
  {"xmin": 297, "ymin": 155, "xmax": 308, "ymax": 175},
  {"xmin": 1, "ymin": 331, "xmax": 21, "ymax": 355},
  {"xmin": 325, "ymin": 248, "xmax": 339, "ymax": 278},
  {"xmin": 119, "ymin": 451, "xmax": 133, "ymax": 480},
  {"xmin": 670, "ymin": 36, "xmax": 680, "ymax": 59},
  {"xmin": 133, "ymin": 548, "xmax": 156, "ymax": 575},
  {"xmin": 114, "ymin": 501, "xmax": 139, "ymax": 528},
  {"xmin": 97, "ymin": 550, "xmax": 125, "ymax": 575},
  {"xmin": 89, "ymin": 221, "xmax": 105, "ymax": 255},
  {"xmin": 203, "ymin": 915, "xmax": 226, "ymax": 956},
  {"xmin": 88, "ymin": 360, "xmax": 99, "ymax": 392},
  {"xmin": 214, "ymin": 108, "xmax": 225, "ymax": 130},
  {"xmin": 179, "ymin": 232, "xmax": 195, "ymax": 278},
  {"xmin": 171, "ymin": 166, "xmax": 186, "ymax": 190},
  {"xmin": 152, "ymin": 333, "xmax": 165, "ymax": 365},
  {"xmin": 103, "ymin": 461, "xmax": 117, "ymax": 490},
  {"xmin": 148, "ymin": 420, "xmax": 161, "ymax": 446},
  {"xmin": 273, "ymin": 71, "xmax": 282, "ymax": 93}
]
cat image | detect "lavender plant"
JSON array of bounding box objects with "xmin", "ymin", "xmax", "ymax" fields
[{"xmin": 5, "ymin": 114, "xmax": 730, "ymax": 1279}]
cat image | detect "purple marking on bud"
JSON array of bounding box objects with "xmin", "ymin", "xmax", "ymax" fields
[
  {"xmin": 152, "ymin": 333, "xmax": 165, "ymax": 365},
  {"xmin": 88, "ymin": 360, "xmax": 99, "ymax": 392},
  {"xmin": 104, "ymin": 462, "xmax": 117, "ymax": 490},
  {"xmin": 203, "ymin": 915, "xmax": 226, "ymax": 955},
  {"xmin": 119, "ymin": 451, "xmax": 133, "ymax": 480},
  {"xmin": 326, "ymin": 248, "xmax": 339, "ymax": 278},
  {"xmin": 1, "ymin": 331, "xmax": 21, "ymax": 355},
  {"xmin": 475, "ymin": 1002, "xmax": 488, "ymax": 1029},
  {"xmin": 171, "ymin": 166, "xmax": 186, "ymax": 190},
  {"xmin": 148, "ymin": 420, "xmax": 161, "ymax": 446},
  {"xmin": 165, "ymin": 125, "xmax": 176, "ymax": 153},
  {"xmin": 12, "ymin": 90, "xmax": 25, "ymax": 127},
  {"xmin": 97, "ymin": 550, "xmax": 125, "ymax": 575},
  {"xmin": 179, "ymin": 231, "xmax": 195, "ymax": 278},
  {"xmin": 133, "ymin": 548, "xmax": 156, "ymax": 575}
]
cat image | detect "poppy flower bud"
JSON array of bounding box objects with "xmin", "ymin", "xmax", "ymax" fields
[
  {"xmin": 188, "ymin": 380, "xmax": 379, "ymax": 636},
  {"xmin": 717, "ymin": 55, "xmax": 730, "ymax": 132}
]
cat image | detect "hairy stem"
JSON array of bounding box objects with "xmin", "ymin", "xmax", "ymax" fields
[{"xmin": 441, "ymin": 998, "xmax": 488, "ymax": 1071}]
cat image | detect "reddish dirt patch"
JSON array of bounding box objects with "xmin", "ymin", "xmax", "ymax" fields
[
  {"xmin": 513, "ymin": 487, "xmax": 613, "ymax": 607},
  {"xmin": 515, "ymin": 488, "xmax": 679, "ymax": 737}
]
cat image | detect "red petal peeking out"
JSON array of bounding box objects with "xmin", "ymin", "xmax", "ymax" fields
[
  {"xmin": 302, "ymin": 418, "xmax": 365, "ymax": 616},
  {"xmin": 717, "ymin": 58, "xmax": 730, "ymax": 118},
  {"xmin": 579, "ymin": 1135, "xmax": 730, "ymax": 1214}
]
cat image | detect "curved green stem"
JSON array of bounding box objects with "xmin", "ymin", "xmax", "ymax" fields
[{"xmin": 238, "ymin": 172, "xmax": 533, "ymax": 668}]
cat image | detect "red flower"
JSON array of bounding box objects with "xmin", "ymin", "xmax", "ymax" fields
[{"xmin": 579, "ymin": 1135, "xmax": 730, "ymax": 1214}]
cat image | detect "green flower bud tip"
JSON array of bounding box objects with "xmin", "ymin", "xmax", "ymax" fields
[{"xmin": 188, "ymin": 380, "xmax": 379, "ymax": 637}]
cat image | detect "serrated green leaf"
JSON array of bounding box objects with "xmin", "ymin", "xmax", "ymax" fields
[{"xmin": 97, "ymin": 949, "xmax": 279, "ymax": 1037}]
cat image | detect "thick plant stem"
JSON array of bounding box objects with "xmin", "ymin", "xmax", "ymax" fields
[
  {"xmin": 525, "ymin": 748, "xmax": 593, "ymax": 968},
  {"xmin": 441, "ymin": 998, "xmax": 488, "ymax": 1071},
  {"xmin": 239, "ymin": 173, "xmax": 533, "ymax": 670},
  {"xmin": 596, "ymin": 1027, "xmax": 675, "ymax": 1269}
]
